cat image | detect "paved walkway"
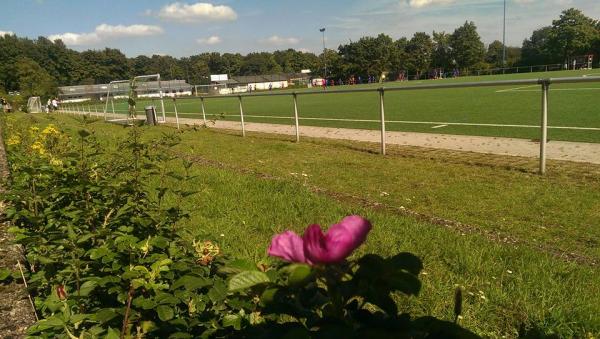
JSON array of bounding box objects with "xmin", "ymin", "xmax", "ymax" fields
[{"xmin": 170, "ymin": 117, "xmax": 600, "ymax": 164}]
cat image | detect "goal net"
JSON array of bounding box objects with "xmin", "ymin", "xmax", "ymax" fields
[
  {"xmin": 568, "ymin": 55, "xmax": 594, "ymax": 70},
  {"xmin": 194, "ymin": 83, "xmax": 229, "ymax": 95},
  {"xmin": 103, "ymin": 74, "xmax": 166, "ymax": 124},
  {"xmin": 27, "ymin": 96, "xmax": 42, "ymax": 113}
]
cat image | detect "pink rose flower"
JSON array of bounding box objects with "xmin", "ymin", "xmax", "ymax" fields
[
  {"xmin": 268, "ymin": 230, "xmax": 307, "ymax": 264},
  {"xmin": 268, "ymin": 215, "xmax": 372, "ymax": 265}
]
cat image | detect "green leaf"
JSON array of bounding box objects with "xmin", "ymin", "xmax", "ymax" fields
[
  {"xmin": 287, "ymin": 264, "xmax": 313, "ymax": 286},
  {"xmin": 94, "ymin": 308, "xmax": 119, "ymax": 323},
  {"xmin": 222, "ymin": 314, "xmax": 242, "ymax": 330},
  {"xmin": 219, "ymin": 259, "xmax": 258, "ymax": 275},
  {"xmin": 104, "ymin": 327, "xmax": 120, "ymax": 339},
  {"xmin": 208, "ymin": 280, "xmax": 228, "ymax": 302},
  {"xmin": 37, "ymin": 255, "xmax": 55, "ymax": 264},
  {"xmin": 70, "ymin": 313, "xmax": 89, "ymax": 324},
  {"xmin": 172, "ymin": 275, "xmax": 211, "ymax": 290},
  {"xmin": 78, "ymin": 280, "xmax": 97, "ymax": 297},
  {"xmin": 0, "ymin": 268, "xmax": 12, "ymax": 282},
  {"xmin": 228, "ymin": 271, "xmax": 270, "ymax": 292},
  {"xmin": 133, "ymin": 296, "xmax": 157, "ymax": 310},
  {"xmin": 156, "ymin": 305, "xmax": 174, "ymax": 321},
  {"xmin": 260, "ymin": 287, "xmax": 279, "ymax": 306}
]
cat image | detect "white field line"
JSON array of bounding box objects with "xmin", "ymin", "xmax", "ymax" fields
[
  {"xmin": 496, "ymin": 85, "xmax": 538, "ymax": 93},
  {"xmin": 431, "ymin": 124, "xmax": 447, "ymax": 129},
  {"xmin": 497, "ymin": 84, "xmax": 600, "ymax": 93},
  {"xmin": 504, "ymin": 88, "xmax": 600, "ymax": 92}
]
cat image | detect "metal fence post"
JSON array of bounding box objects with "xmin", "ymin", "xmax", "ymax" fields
[
  {"xmin": 238, "ymin": 96, "xmax": 246, "ymax": 137},
  {"xmin": 293, "ymin": 93, "xmax": 300, "ymax": 142},
  {"xmin": 539, "ymin": 80, "xmax": 549, "ymax": 175},
  {"xmin": 200, "ymin": 97, "xmax": 207, "ymax": 125},
  {"xmin": 173, "ymin": 98, "xmax": 180, "ymax": 129},
  {"xmin": 379, "ymin": 88, "xmax": 386, "ymax": 155}
]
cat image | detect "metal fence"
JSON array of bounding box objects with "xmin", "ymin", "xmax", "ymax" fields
[{"xmin": 58, "ymin": 75, "xmax": 600, "ymax": 175}]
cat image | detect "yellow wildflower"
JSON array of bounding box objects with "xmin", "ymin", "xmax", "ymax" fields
[
  {"xmin": 29, "ymin": 126, "xmax": 40, "ymax": 137},
  {"xmin": 7, "ymin": 134, "xmax": 21, "ymax": 146},
  {"xmin": 30, "ymin": 141, "xmax": 46, "ymax": 155},
  {"xmin": 49, "ymin": 157, "xmax": 63, "ymax": 166},
  {"xmin": 41, "ymin": 125, "xmax": 60, "ymax": 136}
]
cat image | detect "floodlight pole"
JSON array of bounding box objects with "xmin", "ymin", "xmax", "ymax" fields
[{"xmin": 502, "ymin": 0, "xmax": 507, "ymax": 67}]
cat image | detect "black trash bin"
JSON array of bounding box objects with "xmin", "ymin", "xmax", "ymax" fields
[{"xmin": 145, "ymin": 106, "xmax": 157, "ymax": 125}]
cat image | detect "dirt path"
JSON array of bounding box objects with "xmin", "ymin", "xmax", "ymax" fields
[
  {"xmin": 169, "ymin": 117, "xmax": 600, "ymax": 164},
  {"xmin": 0, "ymin": 124, "xmax": 36, "ymax": 338}
]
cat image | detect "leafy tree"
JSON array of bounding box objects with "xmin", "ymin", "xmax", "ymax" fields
[
  {"xmin": 339, "ymin": 34, "xmax": 396, "ymax": 79},
  {"xmin": 547, "ymin": 8, "xmax": 598, "ymax": 63},
  {"xmin": 239, "ymin": 52, "xmax": 282, "ymax": 75},
  {"xmin": 450, "ymin": 21, "xmax": 485, "ymax": 69},
  {"xmin": 432, "ymin": 31, "xmax": 452, "ymax": 70},
  {"xmin": 220, "ymin": 53, "xmax": 244, "ymax": 75},
  {"xmin": 485, "ymin": 40, "xmax": 504, "ymax": 67},
  {"xmin": 15, "ymin": 57, "xmax": 56, "ymax": 99},
  {"xmin": 520, "ymin": 26, "xmax": 554, "ymax": 65},
  {"xmin": 405, "ymin": 32, "xmax": 433, "ymax": 77},
  {"xmin": 273, "ymin": 49, "xmax": 318, "ymax": 73},
  {"xmin": 390, "ymin": 37, "xmax": 408, "ymax": 75}
]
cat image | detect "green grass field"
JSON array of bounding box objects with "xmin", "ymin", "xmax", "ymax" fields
[
  {"xmin": 16, "ymin": 112, "xmax": 599, "ymax": 337},
  {"xmin": 67, "ymin": 69, "xmax": 600, "ymax": 143}
]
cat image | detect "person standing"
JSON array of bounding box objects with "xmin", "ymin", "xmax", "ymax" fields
[{"xmin": 52, "ymin": 97, "xmax": 58, "ymax": 111}]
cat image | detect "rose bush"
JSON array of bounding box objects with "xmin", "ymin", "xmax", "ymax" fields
[{"xmin": 1, "ymin": 114, "xmax": 477, "ymax": 338}]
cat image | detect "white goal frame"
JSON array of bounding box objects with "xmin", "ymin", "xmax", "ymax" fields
[
  {"xmin": 27, "ymin": 96, "xmax": 42, "ymax": 113},
  {"xmin": 103, "ymin": 74, "xmax": 166, "ymax": 123}
]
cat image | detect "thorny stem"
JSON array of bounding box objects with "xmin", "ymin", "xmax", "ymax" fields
[{"xmin": 121, "ymin": 285, "xmax": 135, "ymax": 339}]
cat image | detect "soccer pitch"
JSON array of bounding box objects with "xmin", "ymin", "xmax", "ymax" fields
[{"xmin": 96, "ymin": 69, "xmax": 600, "ymax": 143}]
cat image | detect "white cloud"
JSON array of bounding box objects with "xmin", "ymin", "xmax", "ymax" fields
[
  {"xmin": 260, "ymin": 35, "xmax": 300, "ymax": 46},
  {"xmin": 156, "ymin": 2, "xmax": 237, "ymax": 22},
  {"xmin": 0, "ymin": 30, "xmax": 14, "ymax": 36},
  {"xmin": 197, "ymin": 35, "xmax": 222, "ymax": 45},
  {"xmin": 48, "ymin": 24, "xmax": 163, "ymax": 46},
  {"xmin": 407, "ymin": 0, "xmax": 455, "ymax": 8}
]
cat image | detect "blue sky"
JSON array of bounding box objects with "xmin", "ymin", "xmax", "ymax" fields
[{"xmin": 1, "ymin": 0, "xmax": 599, "ymax": 57}]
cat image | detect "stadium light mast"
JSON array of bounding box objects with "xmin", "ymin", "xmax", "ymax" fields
[
  {"xmin": 502, "ymin": 0, "xmax": 507, "ymax": 66},
  {"xmin": 320, "ymin": 27, "xmax": 327, "ymax": 83}
]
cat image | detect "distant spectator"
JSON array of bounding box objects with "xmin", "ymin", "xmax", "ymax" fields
[
  {"xmin": 52, "ymin": 98, "xmax": 58, "ymax": 111},
  {"xmin": 268, "ymin": 83, "xmax": 272, "ymax": 91},
  {"xmin": 47, "ymin": 98, "xmax": 52, "ymax": 112}
]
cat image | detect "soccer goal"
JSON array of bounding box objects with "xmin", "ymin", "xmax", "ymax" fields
[
  {"xmin": 568, "ymin": 55, "xmax": 594, "ymax": 70},
  {"xmin": 27, "ymin": 96, "xmax": 42, "ymax": 113},
  {"xmin": 194, "ymin": 83, "xmax": 229, "ymax": 96},
  {"xmin": 103, "ymin": 74, "xmax": 167, "ymax": 124}
]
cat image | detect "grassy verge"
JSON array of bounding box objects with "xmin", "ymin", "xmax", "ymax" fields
[{"xmin": 7, "ymin": 112, "xmax": 600, "ymax": 337}]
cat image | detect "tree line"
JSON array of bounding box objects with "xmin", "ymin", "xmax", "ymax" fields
[{"xmin": 0, "ymin": 7, "xmax": 598, "ymax": 100}]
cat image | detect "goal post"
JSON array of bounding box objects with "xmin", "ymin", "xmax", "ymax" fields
[
  {"xmin": 27, "ymin": 96, "xmax": 42, "ymax": 113},
  {"xmin": 103, "ymin": 74, "xmax": 166, "ymax": 123}
]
